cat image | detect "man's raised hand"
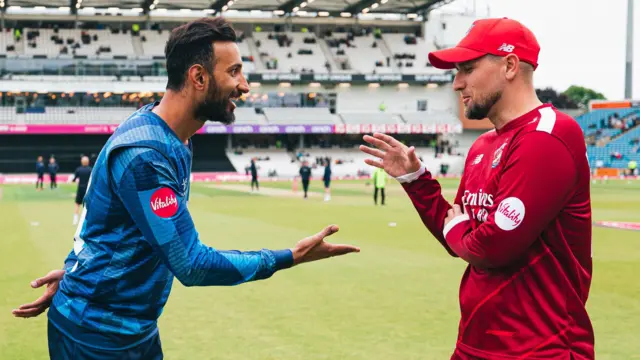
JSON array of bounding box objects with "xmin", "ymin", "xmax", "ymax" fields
[{"xmin": 359, "ymin": 133, "xmax": 421, "ymax": 177}]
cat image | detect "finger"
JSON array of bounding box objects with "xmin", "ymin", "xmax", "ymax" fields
[
  {"xmin": 453, "ymin": 204, "xmax": 461, "ymax": 214},
  {"xmin": 359, "ymin": 145, "xmax": 385, "ymax": 159},
  {"xmin": 446, "ymin": 209, "xmax": 454, "ymax": 218},
  {"xmin": 362, "ymin": 135, "xmax": 392, "ymax": 151},
  {"xmin": 373, "ymin": 132, "xmax": 402, "ymax": 148},
  {"xmin": 17, "ymin": 294, "xmax": 51, "ymax": 310},
  {"xmin": 31, "ymin": 272, "xmax": 58, "ymax": 288},
  {"xmin": 329, "ymin": 244, "xmax": 361, "ymax": 256},
  {"xmin": 364, "ymin": 159, "xmax": 383, "ymax": 168},
  {"xmin": 12, "ymin": 306, "xmax": 45, "ymax": 318}
]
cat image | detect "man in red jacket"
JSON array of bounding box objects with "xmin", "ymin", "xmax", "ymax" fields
[{"xmin": 360, "ymin": 18, "xmax": 594, "ymax": 359}]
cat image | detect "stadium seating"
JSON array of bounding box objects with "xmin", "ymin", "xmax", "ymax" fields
[
  {"xmin": 0, "ymin": 107, "xmax": 136, "ymax": 124},
  {"xmin": 1, "ymin": 29, "xmax": 20, "ymax": 58},
  {"xmin": 139, "ymin": 30, "xmax": 168, "ymax": 58},
  {"xmin": 326, "ymin": 33, "xmax": 394, "ymax": 74},
  {"xmin": 401, "ymin": 110, "xmax": 460, "ymax": 125},
  {"xmin": 253, "ymin": 32, "xmax": 328, "ymax": 74},
  {"xmin": 233, "ymin": 108, "xmax": 268, "ymax": 125},
  {"xmin": 578, "ymin": 108, "xmax": 640, "ymax": 169},
  {"xmin": 382, "ymin": 33, "xmax": 446, "ymax": 75},
  {"xmin": 262, "ymin": 108, "xmax": 341, "ymax": 125},
  {"xmin": 226, "ymin": 149, "xmax": 301, "ymax": 178},
  {"xmin": 339, "ymin": 112, "xmax": 403, "ymax": 124},
  {"xmin": 23, "ymin": 29, "xmax": 135, "ymax": 59},
  {"xmin": 0, "ymin": 28, "xmax": 443, "ymax": 77}
]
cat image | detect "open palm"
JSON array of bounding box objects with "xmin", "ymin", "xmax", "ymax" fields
[{"xmin": 359, "ymin": 133, "xmax": 421, "ymax": 177}]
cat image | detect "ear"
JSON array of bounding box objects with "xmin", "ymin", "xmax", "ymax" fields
[
  {"xmin": 504, "ymin": 54, "xmax": 519, "ymax": 81},
  {"xmin": 187, "ymin": 64, "xmax": 207, "ymax": 91}
]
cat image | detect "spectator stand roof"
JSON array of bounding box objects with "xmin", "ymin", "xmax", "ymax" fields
[{"xmin": 0, "ymin": 0, "xmax": 455, "ymax": 16}]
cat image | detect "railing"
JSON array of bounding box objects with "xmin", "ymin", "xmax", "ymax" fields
[{"xmin": 0, "ymin": 58, "xmax": 167, "ymax": 77}]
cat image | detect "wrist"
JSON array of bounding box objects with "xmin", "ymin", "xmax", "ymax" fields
[{"xmin": 273, "ymin": 249, "xmax": 294, "ymax": 270}]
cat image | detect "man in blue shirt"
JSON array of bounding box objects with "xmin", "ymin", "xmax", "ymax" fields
[
  {"xmin": 13, "ymin": 17, "xmax": 359, "ymax": 359},
  {"xmin": 35, "ymin": 156, "xmax": 45, "ymax": 191}
]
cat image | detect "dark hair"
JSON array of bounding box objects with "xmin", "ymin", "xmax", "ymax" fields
[{"xmin": 164, "ymin": 17, "xmax": 237, "ymax": 91}]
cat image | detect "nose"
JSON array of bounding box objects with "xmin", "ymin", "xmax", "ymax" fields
[
  {"xmin": 238, "ymin": 73, "xmax": 250, "ymax": 94},
  {"xmin": 452, "ymin": 71, "xmax": 465, "ymax": 92}
]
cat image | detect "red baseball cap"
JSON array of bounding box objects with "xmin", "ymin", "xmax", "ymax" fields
[{"xmin": 428, "ymin": 17, "xmax": 540, "ymax": 70}]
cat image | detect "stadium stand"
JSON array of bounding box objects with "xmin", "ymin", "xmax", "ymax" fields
[
  {"xmin": 1, "ymin": 29, "xmax": 20, "ymax": 58},
  {"xmin": 577, "ymin": 108, "xmax": 640, "ymax": 169},
  {"xmin": 233, "ymin": 107, "xmax": 268, "ymax": 124},
  {"xmin": 226, "ymin": 148, "xmax": 301, "ymax": 178},
  {"xmin": 0, "ymin": 107, "xmax": 136, "ymax": 124},
  {"xmin": 139, "ymin": 29, "xmax": 168, "ymax": 58},
  {"xmin": 382, "ymin": 33, "xmax": 446, "ymax": 75},
  {"xmin": 253, "ymin": 32, "xmax": 328, "ymax": 74},
  {"xmin": 23, "ymin": 29, "xmax": 135, "ymax": 59},
  {"xmin": 325, "ymin": 32, "xmax": 394, "ymax": 74},
  {"xmin": 339, "ymin": 112, "xmax": 403, "ymax": 124},
  {"xmin": 401, "ymin": 110, "xmax": 460, "ymax": 125},
  {"xmin": 262, "ymin": 108, "xmax": 342, "ymax": 125}
]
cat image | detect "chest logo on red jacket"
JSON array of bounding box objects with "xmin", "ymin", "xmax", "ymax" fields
[
  {"xmin": 150, "ymin": 187, "xmax": 179, "ymax": 218},
  {"xmin": 495, "ymin": 197, "xmax": 525, "ymax": 231},
  {"xmin": 492, "ymin": 141, "xmax": 508, "ymax": 168}
]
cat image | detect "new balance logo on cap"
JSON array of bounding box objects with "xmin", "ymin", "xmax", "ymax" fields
[{"xmin": 498, "ymin": 43, "xmax": 515, "ymax": 52}]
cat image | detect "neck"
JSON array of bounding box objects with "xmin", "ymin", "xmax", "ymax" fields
[
  {"xmin": 488, "ymin": 84, "xmax": 543, "ymax": 130},
  {"xmin": 152, "ymin": 90, "xmax": 204, "ymax": 143}
]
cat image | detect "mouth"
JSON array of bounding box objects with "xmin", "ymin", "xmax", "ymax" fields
[
  {"xmin": 462, "ymin": 96, "xmax": 471, "ymax": 106},
  {"xmin": 227, "ymin": 93, "xmax": 239, "ymax": 112}
]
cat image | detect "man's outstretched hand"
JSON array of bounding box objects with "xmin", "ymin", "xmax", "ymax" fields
[
  {"xmin": 291, "ymin": 225, "xmax": 360, "ymax": 265},
  {"xmin": 12, "ymin": 269, "xmax": 65, "ymax": 318},
  {"xmin": 359, "ymin": 132, "xmax": 422, "ymax": 177}
]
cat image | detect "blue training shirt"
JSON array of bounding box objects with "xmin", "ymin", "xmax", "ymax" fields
[{"xmin": 48, "ymin": 103, "xmax": 293, "ymax": 350}]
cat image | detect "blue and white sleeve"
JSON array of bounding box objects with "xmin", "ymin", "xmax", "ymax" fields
[
  {"xmin": 110, "ymin": 147, "xmax": 293, "ymax": 287},
  {"xmin": 63, "ymin": 249, "xmax": 78, "ymax": 271}
]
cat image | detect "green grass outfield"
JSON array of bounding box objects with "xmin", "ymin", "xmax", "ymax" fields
[{"xmin": 1, "ymin": 179, "xmax": 639, "ymax": 359}]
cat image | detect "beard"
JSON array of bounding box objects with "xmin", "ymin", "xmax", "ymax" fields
[
  {"xmin": 194, "ymin": 79, "xmax": 237, "ymax": 125},
  {"xmin": 465, "ymin": 90, "xmax": 502, "ymax": 120}
]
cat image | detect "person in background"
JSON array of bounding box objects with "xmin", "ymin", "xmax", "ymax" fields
[
  {"xmin": 628, "ymin": 159, "xmax": 637, "ymax": 176},
  {"xmin": 35, "ymin": 156, "xmax": 45, "ymax": 191},
  {"xmin": 323, "ymin": 158, "xmax": 332, "ymax": 202},
  {"xmin": 72, "ymin": 156, "xmax": 92, "ymax": 225},
  {"xmin": 250, "ymin": 158, "xmax": 259, "ymax": 192},
  {"xmin": 299, "ymin": 160, "xmax": 312, "ymax": 199},
  {"xmin": 373, "ymin": 167, "xmax": 387, "ymax": 205},
  {"xmin": 48, "ymin": 156, "xmax": 59, "ymax": 190}
]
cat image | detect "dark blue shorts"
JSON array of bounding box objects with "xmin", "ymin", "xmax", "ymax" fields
[{"xmin": 48, "ymin": 320, "xmax": 163, "ymax": 360}]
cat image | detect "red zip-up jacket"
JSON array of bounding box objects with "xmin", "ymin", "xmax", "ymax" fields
[{"xmin": 399, "ymin": 104, "xmax": 594, "ymax": 359}]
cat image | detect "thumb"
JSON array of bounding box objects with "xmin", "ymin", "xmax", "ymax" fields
[
  {"xmin": 314, "ymin": 224, "xmax": 340, "ymax": 241},
  {"xmin": 31, "ymin": 270, "xmax": 59, "ymax": 288},
  {"xmin": 31, "ymin": 278, "xmax": 45, "ymax": 288},
  {"xmin": 408, "ymin": 146, "xmax": 419, "ymax": 163}
]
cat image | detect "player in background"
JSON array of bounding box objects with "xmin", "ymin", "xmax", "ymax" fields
[
  {"xmin": 13, "ymin": 17, "xmax": 359, "ymax": 359},
  {"xmin": 372, "ymin": 167, "xmax": 386, "ymax": 205},
  {"xmin": 35, "ymin": 156, "xmax": 45, "ymax": 191},
  {"xmin": 299, "ymin": 160, "xmax": 312, "ymax": 199},
  {"xmin": 72, "ymin": 156, "xmax": 92, "ymax": 225},
  {"xmin": 47, "ymin": 156, "xmax": 59, "ymax": 190},
  {"xmin": 250, "ymin": 158, "xmax": 259, "ymax": 192},
  {"xmin": 323, "ymin": 158, "xmax": 331, "ymax": 201},
  {"xmin": 359, "ymin": 18, "xmax": 593, "ymax": 359}
]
